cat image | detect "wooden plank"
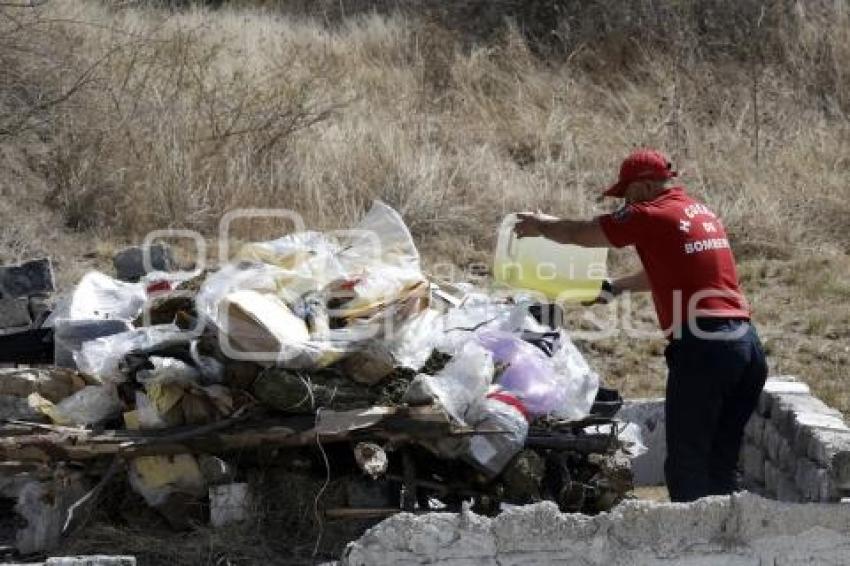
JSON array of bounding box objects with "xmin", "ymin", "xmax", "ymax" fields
[{"xmin": 0, "ymin": 406, "xmax": 466, "ymax": 462}]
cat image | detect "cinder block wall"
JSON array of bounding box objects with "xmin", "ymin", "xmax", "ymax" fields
[
  {"xmin": 740, "ymin": 377, "xmax": 850, "ymax": 502},
  {"xmin": 620, "ymin": 377, "xmax": 850, "ymax": 502}
]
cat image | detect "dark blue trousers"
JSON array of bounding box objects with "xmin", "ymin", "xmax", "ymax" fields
[{"xmin": 664, "ymin": 318, "xmax": 768, "ymax": 502}]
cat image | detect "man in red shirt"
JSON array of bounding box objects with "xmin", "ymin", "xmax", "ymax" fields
[{"xmin": 514, "ymin": 149, "xmax": 768, "ymax": 502}]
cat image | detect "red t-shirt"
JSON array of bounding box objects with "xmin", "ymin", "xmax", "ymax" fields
[{"xmin": 598, "ymin": 187, "xmax": 750, "ymax": 336}]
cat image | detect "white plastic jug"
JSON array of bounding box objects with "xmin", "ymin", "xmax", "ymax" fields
[{"xmin": 493, "ymin": 213, "xmax": 608, "ymax": 303}]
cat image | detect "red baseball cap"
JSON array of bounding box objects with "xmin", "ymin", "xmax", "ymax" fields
[{"xmin": 604, "ymin": 149, "xmax": 677, "ymax": 197}]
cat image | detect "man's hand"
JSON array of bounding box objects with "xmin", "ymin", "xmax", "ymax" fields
[
  {"xmin": 582, "ymin": 279, "xmax": 619, "ymax": 306},
  {"xmin": 514, "ymin": 213, "xmax": 548, "ymax": 239}
]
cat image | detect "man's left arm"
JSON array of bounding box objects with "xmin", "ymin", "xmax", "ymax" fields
[{"xmin": 514, "ymin": 214, "xmax": 611, "ymax": 247}]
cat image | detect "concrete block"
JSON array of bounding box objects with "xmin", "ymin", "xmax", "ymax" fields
[
  {"xmin": 617, "ymin": 398, "xmax": 665, "ymax": 486},
  {"xmin": 744, "ymin": 414, "xmax": 765, "ymax": 443},
  {"xmin": 0, "ymin": 296, "xmax": 32, "ymax": 328},
  {"xmin": 113, "ymin": 244, "xmax": 175, "ymax": 282},
  {"xmin": 762, "ymin": 422, "xmax": 790, "ymax": 468},
  {"xmin": 757, "ymin": 377, "xmax": 810, "ymax": 417},
  {"xmin": 740, "ymin": 443, "xmax": 765, "ymax": 484},
  {"xmin": 771, "ymin": 394, "xmax": 843, "ymax": 438},
  {"xmin": 0, "ymin": 258, "xmax": 54, "ymax": 298},
  {"xmin": 794, "ymin": 458, "xmax": 831, "ymax": 502},
  {"xmin": 776, "ymin": 474, "xmax": 803, "ymax": 503}
]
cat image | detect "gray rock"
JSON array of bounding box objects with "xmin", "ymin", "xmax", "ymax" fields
[
  {"xmin": 113, "ymin": 244, "xmax": 175, "ymax": 282},
  {"xmin": 0, "ymin": 258, "xmax": 54, "ymax": 298}
]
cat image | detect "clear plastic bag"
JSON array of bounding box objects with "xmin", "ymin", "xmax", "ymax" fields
[
  {"xmin": 403, "ymin": 340, "xmax": 493, "ymax": 425},
  {"xmin": 337, "ymin": 200, "xmax": 421, "ymax": 272},
  {"xmin": 136, "ymin": 356, "xmax": 201, "ymax": 386},
  {"xmin": 196, "ymin": 201, "xmax": 428, "ymax": 369},
  {"xmin": 387, "ymin": 308, "xmax": 441, "ymax": 370},
  {"xmin": 32, "ymin": 384, "xmax": 122, "ymax": 426}
]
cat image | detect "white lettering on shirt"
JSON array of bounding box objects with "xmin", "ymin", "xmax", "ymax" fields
[
  {"xmin": 683, "ymin": 203, "xmax": 717, "ymax": 220},
  {"xmin": 684, "ymin": 238, "xmax": 730, "ymax": 255}
]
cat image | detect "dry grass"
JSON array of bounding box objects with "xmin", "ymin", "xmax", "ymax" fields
[
  {"xmin": 0, "ymin": 1, "xmax": 847, "ymax": 385},
  {"xmin": 1, "ymin": 5, "xmax": 849, "ymax": 561}
]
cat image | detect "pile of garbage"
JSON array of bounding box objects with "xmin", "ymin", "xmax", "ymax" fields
[{"xmin": 0, "ymin": 202, "xmax": 641, "ymax": 560}]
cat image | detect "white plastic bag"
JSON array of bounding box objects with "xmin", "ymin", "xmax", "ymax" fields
[
  {"xmin": 548, "ymin": 336, "xmax": 600, "ymax": 421},
  {"xmin": 73, "ymin": 324, "xmax": 189, "ymax": 383},
  {"xmin": 466, "ymin": 395, "xmax": 529, "ymax": 476},
  {"xmin": 66, "ymin": 271, "xmax": 146, "ymax": 321},
  {"xmin": 617, "ymin": 422, "xmax": 647, "ymax": 457},
  {"xmin": 404, "ymin": 340, "xmax": 493, "ymax": 425},
  {"xmin": 435, "ymin": 298, "xmax": 519, "ymax": 355}
]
